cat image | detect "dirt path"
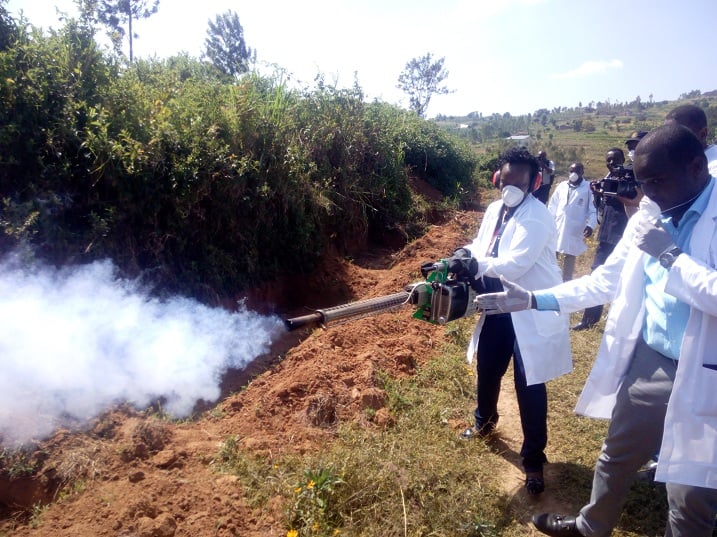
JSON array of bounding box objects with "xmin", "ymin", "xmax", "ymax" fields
[{"xmin": 489, "ymin": 374, "xmax": 577, "ymax": 535}]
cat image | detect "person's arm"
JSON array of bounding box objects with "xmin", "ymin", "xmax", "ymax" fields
[
  {"xmin": 586, "ymin": 187, "xmax": 598, "ymax": 230},
  {"xmin": 461, "ymin": 202, "xmax": 499, "ymax": 258},
  {"xmin": 533, "ymin": 291, "xmax": 560, "ymax": 311},
  {"xmin": 665, "ymin": 256, "xmax": 717, "ymax": 315},
  {"xmin": 477, "ymin": 225, "xmax": 634, "ymax": 314},
  {"xmin": 475, "ymin": 278, "xmax": 559, "ymax": 314}
]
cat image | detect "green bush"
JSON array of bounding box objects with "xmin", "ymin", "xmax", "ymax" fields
[{"xmin": 0, "ymin": 14, "xmax": 478, "ymax": 299}]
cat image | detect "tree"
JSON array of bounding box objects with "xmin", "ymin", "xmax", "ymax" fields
[
  {"xmin": 93, "ymin": 0, "xmax": 159, "ymax": 62},
  {"xmin": 396, "ymin": 52, "xmax": 452, "ymax": 117},
  {"xmin": 203, "ymin": 10, "xmax": 254, "ymax": 77},
  {"xmin": 0, "ymin": 0, "xmax": 16, "ymax": 50}
]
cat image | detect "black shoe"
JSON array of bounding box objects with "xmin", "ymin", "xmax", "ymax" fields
[
  {"xmin": 635, "ymin": 461, "xmax": 658, "ymax": 483},
  {"xmin": 525, "ymin": 472, "xmax": 545, "ymax": 495},
  {"xmin": 532, "ymin": 513, "xmax": 582, "ymax": 536},
  {"xmin": 571, "ymin": 321, "xmax": 594, "ymax": 331},
  {"xmin": 459, "ymin": 425, "xmax": 494, "ymax": 440}
]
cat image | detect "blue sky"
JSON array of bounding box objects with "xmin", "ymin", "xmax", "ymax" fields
[{"xmin": 7, "ymin": 0, "xmax": 717, "ymax": 118}]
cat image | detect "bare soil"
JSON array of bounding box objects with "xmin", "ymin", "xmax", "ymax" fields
[{"xmin": 0, "ymin": 187, "xmax": 561, "ymax": 536}]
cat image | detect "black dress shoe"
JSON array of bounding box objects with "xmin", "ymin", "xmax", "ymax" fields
[
  {"xmin": 525, "ymin": 471, "xmax": 545, "ymax": 495},
  {"xmin": 571, "ymin": 321, "xmax": 594, "ymax": 331},
  {"xmin": 532, "ymin": 513, "xmax": 582, "ymax": 536}
]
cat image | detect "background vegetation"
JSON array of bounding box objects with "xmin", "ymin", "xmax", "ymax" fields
[
  {"xmin": 0, "ymin": 7, "xmax": 484, "ymax": 300},
  {"xmin": 3, "ymin": 3, "xmax": 716, "ymax": 303},
  {"xmin": 438, "ymin": 89, "xmax": 717, "ymax": 180}
]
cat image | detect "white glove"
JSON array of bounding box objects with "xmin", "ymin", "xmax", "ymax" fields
[
  {"xmin": 475, "ymin": 277, "xmax": 533, "ymax": 315},
  {"xmin": 633, "ymin": 216, "xmax": 675, "ymax": 258}
]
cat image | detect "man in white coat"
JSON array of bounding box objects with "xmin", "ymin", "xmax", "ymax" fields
[
  {"xmin": 456, "ymin": 146, "xmax": 572, "ymax": 497},
  {"xmin": 548, "ymin": 162, "xmax": 598, "ymax": 280},
  {"xmin": 475, "ymin": 124, "xmax": 717, "ymax": 537}
]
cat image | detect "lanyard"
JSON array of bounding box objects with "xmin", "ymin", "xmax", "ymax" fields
[{"xmin": 487, "ymin": 205, "xmax": 513, "ymax": 257}]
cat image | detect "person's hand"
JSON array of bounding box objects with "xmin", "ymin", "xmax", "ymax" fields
[
  {"xmin": 475, "ymin": 277, "xmax": 533, "ymax": 315},
  {"xmin": 446, "ymin": 248, "xmax": 478, "ymax": 277},
  {"xmin": 633, "ymin": 216, "xmax": 675, "ymax": 258},
  {"xmin": 583, "ymin": 226, "xmax": 593, "ymax": 238},
  {"xmin": 617, "ymin": 190, "xmax": 643, "ymax": 207}
]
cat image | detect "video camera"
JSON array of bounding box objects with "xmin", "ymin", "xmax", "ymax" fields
[{"xmin": 590, "ymin": 165, "xmax": 639, "ymax": 199}]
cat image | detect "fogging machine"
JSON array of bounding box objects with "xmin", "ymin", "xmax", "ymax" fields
[{"xmin": 284, "ymin": 256, "xmax": 481, "ymax": 331}]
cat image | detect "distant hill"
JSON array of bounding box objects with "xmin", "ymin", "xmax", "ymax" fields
[{"xmin": 434, "ymin": 91, "xmax": 717, "ymax": 180}]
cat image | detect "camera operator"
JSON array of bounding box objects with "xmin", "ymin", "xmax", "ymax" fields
[
  {"xmin": 572, "ymin": 147, "xmax": 639, "ymax": 330},
  {"xmin": 533, "ymin": 150, "xmax": 556, "ymax": 205}
]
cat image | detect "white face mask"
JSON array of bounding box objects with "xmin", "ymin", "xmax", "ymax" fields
[
  {"xmin": 628, "ymin": 150, "xmax": 635, "ymax": 161},
  {"xmin": 568, "ymin": 172, "xmax": 580, "ymax": 183},
  {"xmin": 501, "ymin": 185, "xmax": 525, "ymax": 207}
]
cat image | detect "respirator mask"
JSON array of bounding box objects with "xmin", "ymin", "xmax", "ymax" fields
[{"xmin": 501, "ymin": 185, "xmax": 525, "ymax": 208}]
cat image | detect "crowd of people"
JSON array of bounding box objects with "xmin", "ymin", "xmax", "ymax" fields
[{"xmin": 451, "ymin": 103, "xmax": 717, "ymax": 536}]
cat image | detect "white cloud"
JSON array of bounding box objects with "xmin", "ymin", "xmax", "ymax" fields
[{"xmin": 551, "ymin": 59, "xmax": 624, "ymax": 80}]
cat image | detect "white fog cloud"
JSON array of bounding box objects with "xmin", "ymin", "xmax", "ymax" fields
[{"xmin": 0, "ymin": 256, "xmax": 285, "ymax": 446}]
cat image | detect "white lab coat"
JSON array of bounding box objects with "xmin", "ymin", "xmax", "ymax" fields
[
  {"xmin": 706, "ymin": 144, "xmax": 717, "ymax": 177},
  {"xmin": 464, "ymin": 194, "xmax": 572, "ymax": 386},
  {"xmin": 548, "ymin": 182, "xmax": 717, "ymax": 489},
  {"xmin": 548, "ymin": 179, "xmax": 598, "ymax": 256}
]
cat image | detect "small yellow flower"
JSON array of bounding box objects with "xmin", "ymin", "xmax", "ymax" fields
[
  {"xmin": 286, "ymin": 530, "xmax": 298, "ymax": 537},
  {"xmin": 312, "ymin": 522, "xmax": 320, "ymax": 531},
  {"xmin": 333, "ymin": 530, "xmax": 341, "ymax": 536},
  {"xmin": 294, "ymin": 487, "xmax": 302, "ymax": 494},
  {"xmin": 307, "ymin": 480, "xmax": 316, "ymax": 489}
]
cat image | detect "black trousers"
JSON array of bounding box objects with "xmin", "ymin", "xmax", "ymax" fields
[
  {"xmin": 533, "ymin": 183, "xmax": 551, "ymax": 205},
  {"xmin": 474, "ymin": 314, "xmax": 548, "ymax": 472}
]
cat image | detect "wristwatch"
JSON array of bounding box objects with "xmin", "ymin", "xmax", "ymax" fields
[{"xmin": 658, "ymin": 246, "xmax": 683, "ymax": 269}]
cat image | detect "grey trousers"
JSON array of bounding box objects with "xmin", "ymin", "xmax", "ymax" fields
[
  {"xmin": 560, "ymin": 253, "xmax": 576, "ymax": 281},
  {"xmin": 576, "ymin": 338, "xmax": 717, "ymax": 537}
]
